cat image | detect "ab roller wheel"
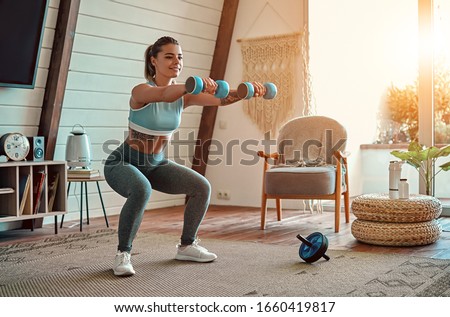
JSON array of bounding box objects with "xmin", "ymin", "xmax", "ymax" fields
[
  {"xmin": 296, "ymin": 232, "xmax": 330, "ymax": 263},
  {"xmin": 185, "ymin": 76, "xmax": 230, "ymax": 98},
  {"xmin": 237, "ymin": 82, "xmax": 277, "ymax": 99}
]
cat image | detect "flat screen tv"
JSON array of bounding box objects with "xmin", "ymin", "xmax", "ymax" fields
[{"xmin": 0, "ymin": 0, "xmax": 49, "ymax": 89}]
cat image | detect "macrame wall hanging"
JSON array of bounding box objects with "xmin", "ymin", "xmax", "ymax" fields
[
  {"xmin": 301, "ymin": 23, "xmax": 316, "ymax": 117},
  {"xmin": 238, "ymin": 32, "xmax": 301, "ymax": 136}
]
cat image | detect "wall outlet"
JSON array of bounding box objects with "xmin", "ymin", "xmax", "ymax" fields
[{"xmin": 217, "ymin": 190, "xmax": 231, "ymax": 200}]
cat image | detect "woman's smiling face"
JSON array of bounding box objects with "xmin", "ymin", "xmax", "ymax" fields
[{"xmin": 151, "ymin": 43, "xmax": 183, "ymax": 79}]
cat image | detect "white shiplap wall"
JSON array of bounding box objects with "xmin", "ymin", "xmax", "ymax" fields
[{"xmin": 0, "ymin": 0, "xmax": 224, "ymax": 226}]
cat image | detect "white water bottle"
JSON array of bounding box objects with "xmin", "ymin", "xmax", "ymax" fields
[
  {"xmin": 389, "ymin": 161, "xmax": 402, "ymax": 199},
  {"xmin": 399, "ymin": 179, "xmax": 409, "ymax": 199}
]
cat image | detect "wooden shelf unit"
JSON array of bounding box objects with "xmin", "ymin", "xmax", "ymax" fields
[{"xmin": 0, "ymin": 161, "xmax": 67, "ymax": 226}]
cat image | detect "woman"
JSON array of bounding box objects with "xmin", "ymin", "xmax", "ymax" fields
[{"xmin": 104, "ymin": 36, "xmax": 266, "ymax": 276}]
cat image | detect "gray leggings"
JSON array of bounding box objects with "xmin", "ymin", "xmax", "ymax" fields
[{"xmin": 104, "ymin": 142, "xmax": 211, "ymax": 252}]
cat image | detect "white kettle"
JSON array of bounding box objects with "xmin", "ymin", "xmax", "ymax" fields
[{"xmin": 65, "ymin": 124, "xmax": 92, "ymax": 169}]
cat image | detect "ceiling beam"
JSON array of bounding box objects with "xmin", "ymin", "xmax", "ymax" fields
[
  {"xmin": 191, "ymin": 0, "xmax": 240, "ymax": 176},
  {"xmin": 38, "ymin": 0, "xmax": 80, "ymax": 160}
]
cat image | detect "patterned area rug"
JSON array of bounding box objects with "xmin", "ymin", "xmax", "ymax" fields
[{"xmin": 1, "ymin": 229, "xmax": 449, "ymax": 297}]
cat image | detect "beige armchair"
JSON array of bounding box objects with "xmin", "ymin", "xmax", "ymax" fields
[{"xmin": 257, "ymin": 116, "xmax": 350, "ymax": 232}]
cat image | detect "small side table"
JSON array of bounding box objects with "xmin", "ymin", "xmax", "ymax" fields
[{"xmin": 60, "ymin": 176, "xmax": 109, "ymax": 232}]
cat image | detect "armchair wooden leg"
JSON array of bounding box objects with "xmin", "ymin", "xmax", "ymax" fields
[
  {"xmin": 335, "ymin": 195, "xmax": 341, "ymax": 233},
  {"xmin": 276, "ymin": 198, "xmax": 282, "ymax": 221},
  {"xmin": 344, "ymin": 191, "xmax": 350, "ymax": 223},
  {"xmin": 261, "ymin": 194, "xmax": 268, "ymax": 230}
]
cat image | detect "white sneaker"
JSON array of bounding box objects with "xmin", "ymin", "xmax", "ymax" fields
[
  {"xmin": 113, "ymin": 251, "xmax": 135, "ymax": 276},
  {"xmin": 175, "ymin": 239, "xmax": 217, "ymax": 263}
]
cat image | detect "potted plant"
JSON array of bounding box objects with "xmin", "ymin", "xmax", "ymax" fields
[{"xmin": 391, "ymin": 141, "xmax": 450, "ymax": 195}]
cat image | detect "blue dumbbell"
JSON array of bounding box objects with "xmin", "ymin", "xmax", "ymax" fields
[
  {"xmin": 185, "ymin": 76, "xmax": 230, "ymax": 98},
  {"xmin": 237, "ymin": 82, "xmax": 277, "ymax": 99}
]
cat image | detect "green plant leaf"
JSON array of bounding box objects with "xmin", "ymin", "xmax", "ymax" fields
[
  {"xmin": 423, "ymin": 146, "xmax": 440, "ymax": 159},
  {"xmin": 390, "ymin": 150, "xmax": 413, "ymax": 161},
  {"xmin": 391, "ymin": 141, "xmax": 450, "ymax": 179},
  {"xmin": 390, "ymin": 150, "xmax": 421, "ymax": 168},
  {"xmin": 439, "ymin": 161, "xmax": 450, "ymax": 171},
  {"xmin": 436, "ymin": 144, "xmax": 450, "ymax": 158},
  {"xmin": 390, "ymin": 150, "xmax": 408, "ymax": 160}
]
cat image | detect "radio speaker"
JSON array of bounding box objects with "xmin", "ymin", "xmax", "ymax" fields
[{"xmin": 27, "ymin": 136, "xmax": 45, "ymax": 161}]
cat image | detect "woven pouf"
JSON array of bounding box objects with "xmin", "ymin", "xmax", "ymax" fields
[
  {"xmin": 351, "ymin": 219, "xmax": 442, "ymax": 246},
  {"xmin": 351, "ymin": 193, "xmax": 442, "ymax": 246}
]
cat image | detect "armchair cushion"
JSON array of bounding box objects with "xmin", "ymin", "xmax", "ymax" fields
[{"xmin": 265, "ymin": 166, "xmax": 336, "ymax": 196}]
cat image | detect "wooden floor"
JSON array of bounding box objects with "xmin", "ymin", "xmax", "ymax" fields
[{"xmin": 1, "ymin": 205, "xmax": 449, "ymax": 259}]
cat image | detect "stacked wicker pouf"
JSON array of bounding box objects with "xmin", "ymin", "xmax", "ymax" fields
[{"xmin": 351, "ymin": 193, "xmax": 442, "ymax": 246}]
